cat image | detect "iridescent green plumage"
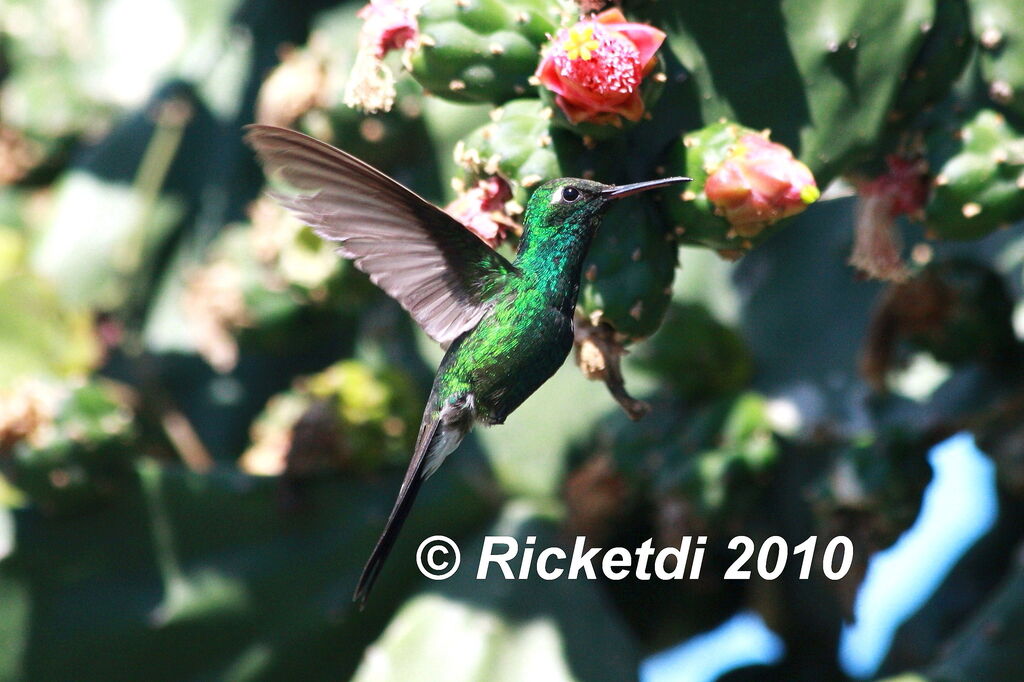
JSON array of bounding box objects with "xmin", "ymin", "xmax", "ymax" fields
[{"xmin": 246, "ymin": 124, "xmax": 687, "ymax": 607}]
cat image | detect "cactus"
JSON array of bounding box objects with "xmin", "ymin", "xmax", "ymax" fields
[
  {"xmin": 663, "ymin": 392, "xmax": 778, "ymax": 520},
  {"xmin": 567, "ymin": 391, "xmax": 777, "ymax": 546},
  {"xmin": 0, "ymin": 273, "xmax": 99, "ymax": 387},
  {"xmin": 886, "ymin": 0, "xmax": 973, "ymax": 128},
  {"xmin": 860, "ymin": 258, "xmax": 1022, "ymax": 390},
  {"xmin": 454, "ymin": 98, "xmax": 621, "ymax": 207},
  {"xmin": 578, "ymin": 196, "xmax": 676, "ymax": 344},
  {"xmin": 925, "ymin": 563, "xmax": 1024, "ymax": 682},
  {"xmin": 183, "ymin": 200, "xmax": 376, "ymax": 371},
  {"xmin": 925, "ymin": 108, "xmax": 1024, "ymax": 239},
  {"xmin": 298, "ymin": 82, "xmax": 438, "ymax": 188},
  {"xmin": 409, "ymin": 0, "xmax": 562, "ymax": 105},
  {"xmin": 0, "ymin": 457, "xmax": 496, "ymax": 680},
  {"xmin": 240, "ymin": 359, "xmax": 421, "ymax": 475},
  {"xmin": 972, "ymin": 0, "xmax": 1024, "ymax": 118},
  {"xmin": 572, "ymin": 196, "xmax": 677, "ymax": 420},
  {"xmin": 636, "ymin": 0, "xmax": 935, "ymax": 184},
  {"xmin": 5, "ymin": 0, "xmax": 1024, "ymax": 678},
  {"xmin": 658, "ymin": 121, "xmax": 819, "ymax": 254},
  {"xmin": 808, "ymin": 430, "xmax": 932, "ymax": 555},
  {"xmin": 0, "ymin": 378, "xmax": 135, "ymax": 515},
  {"xmin": 455, "ymin": 99, "xmax": 562, "ymax": 205}
]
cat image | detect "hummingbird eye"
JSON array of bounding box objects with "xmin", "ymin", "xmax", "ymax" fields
[{"xmin": 561, "ymin": 186, "xmax": 581, "ymax": 203}]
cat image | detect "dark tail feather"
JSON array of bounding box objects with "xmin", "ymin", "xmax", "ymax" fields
[{"xmin": 353, "ymin": 418, "xmax": 440, "ymax": 609}]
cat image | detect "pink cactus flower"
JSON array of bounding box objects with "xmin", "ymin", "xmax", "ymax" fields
[
  {"xmin": 345, "ymin": 0, "xmax": 421, "ymax": 113},
  {"xmin": 445, "ymin": 177, "xmax": 519, "ymax": 248},
  {"xmin": 536, "ymin": 9, "xmax": 665, "ymax": 126},
  {"xmin": 704, "ymin": 133, "xmax": 820, "ymax": 236},
  {"xmin": 357, "ymin": 0, "xmax": 419, "ymax": 59},
  {"xmin": 849, "ymin": 155, "xmax": 929, "ymax": 281}
]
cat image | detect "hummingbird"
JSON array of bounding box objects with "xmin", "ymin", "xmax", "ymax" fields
[{"xmin": 245, "ymin": 124, "xmax": 689, "ymax": 607}]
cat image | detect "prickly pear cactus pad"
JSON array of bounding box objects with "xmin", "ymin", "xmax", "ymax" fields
[
  {"xmin": 240, "ymin": 359, "xmax": 421, "ymax": 475},
  {"xmin": 630, "ymin": 303, "xmax": 754, "ymax": 403},
  {"xmin": 639, "ymin": 0, "xmax": 935, "ymax": 184},
  {"xmin": 578, "ymin": 195, "xmax": 676, "ymax": 343},
  {"xmin": 973, "ymin": 0, "xmax": 1024, "ymax": 119},
  {"xmin": 409, "ymin": 0, "xmax": 563, "ymax": 104},
  {"xmin": 454, "ymin": 98, "xmax": 623, "ymax": 206},
  {"xmin": 886, "ymin": 0, "xmax": 973, "ymax": 128},
  {"xmin": 925, "ymin": 108, "xmax": 1024, "ymax": 239},
  {"xmin": 0, "ymin": 378, "xmax": 136, "ymax": 515}
]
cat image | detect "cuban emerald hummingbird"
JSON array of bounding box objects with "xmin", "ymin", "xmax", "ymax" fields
[{"xmin": 245, "ymin": 124, "xmax": 689, "ymax": 607}]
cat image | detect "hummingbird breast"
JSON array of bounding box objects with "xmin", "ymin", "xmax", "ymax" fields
[{"xmin": 435, "ymin": 288, "xmax": 575, "ymax": 426}]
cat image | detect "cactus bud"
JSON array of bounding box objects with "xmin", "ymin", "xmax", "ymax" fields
[
  {"xmin": 659, "ymin": 121, "xmax": 819, "ymax": 252},
  {"xmin": 703, "ymin": 132, "xmax": 819, "ymax": 236}
]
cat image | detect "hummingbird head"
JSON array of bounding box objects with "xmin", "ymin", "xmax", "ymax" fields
[
  {"xmin": 514, "ymin": 175, "xmax": 692, "ymax": 303},
  {"xmin": 523, "ymin": 176, "xmax": 691, "ymax": 235}
]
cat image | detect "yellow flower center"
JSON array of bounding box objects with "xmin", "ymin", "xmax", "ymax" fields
[{"xmin": 562, "ymin": 25, "xmax": 601, "ymax": 61}]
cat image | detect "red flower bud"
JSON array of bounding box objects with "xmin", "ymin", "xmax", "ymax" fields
[{"xmin": 704, "ymin": 133, "xmax": 819, "ymax": 236}]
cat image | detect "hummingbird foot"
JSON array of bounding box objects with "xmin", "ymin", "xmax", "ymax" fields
[{"xmin": 573, "ymin": 317, "xmax": 650, "ymax": 421}]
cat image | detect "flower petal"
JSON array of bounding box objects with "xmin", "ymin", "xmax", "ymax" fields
[
  {"xmin": 611, "ymin": 24, "xmax": 665, "ymax": 66},
  {"xmin": 595, "ymin": 8, "xmax": 628, "ymax": 25}
]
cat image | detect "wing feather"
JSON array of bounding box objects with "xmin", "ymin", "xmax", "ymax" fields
[{"xmin": 245, "ymin": 125, "xmax": 516, "ymax": 346}]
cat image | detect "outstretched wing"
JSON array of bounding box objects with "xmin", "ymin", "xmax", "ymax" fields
[{"xmin": 245, "ymin": 125, "xmax": 517, "ymax": 346}]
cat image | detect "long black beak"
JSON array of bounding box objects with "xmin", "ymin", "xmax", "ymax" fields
[{"xmin": 601, "ymin": 176, "xmax": 691, "ymax": 199}]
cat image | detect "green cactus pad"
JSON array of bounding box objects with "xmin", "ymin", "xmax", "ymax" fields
[
  {"xmin": 866, "ymin": 259, "xmax": 1020, "ymax": 371},
  {"xmin": 242, "ymin": 359, "xmax": 420, "ymax": 474},
  {"xmin": 455, "ymin": 98, "xmax": 624, "ymax": 205},
  {"xmin": 5, "ymin": 380, "xmax": 136, "ymax": 515},
  {"xmin": 925, "ymin": 108, "xmax": 1024, "ymax": 239},
  {"xmin": 808, "ymin": 430, "xmax": 932, "ymax": 550},
  {"xmin": 579, "ymin": 391, "xmax": 777, "ymax": 520},
  {"xmin": 638, "ymin": 0, "xmax": 934, "ymax": 185},
  {"xmin": 579, "ymin": 194, "xmax": 677, "ymax": 342},
  {"xmin": 409, "ymin": 0, "xmax": 561, "ymax": 105},
  {"xmin": 973, "ymin": 0, "xmax": 1024, "ymax": 119},
  {"xmin": 888, "ymin": 0, "xmax": 973, "ymax": 127},
  {"xmin": 299, "ymin": 82, "xmax": 438, "ymax": 185}
]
